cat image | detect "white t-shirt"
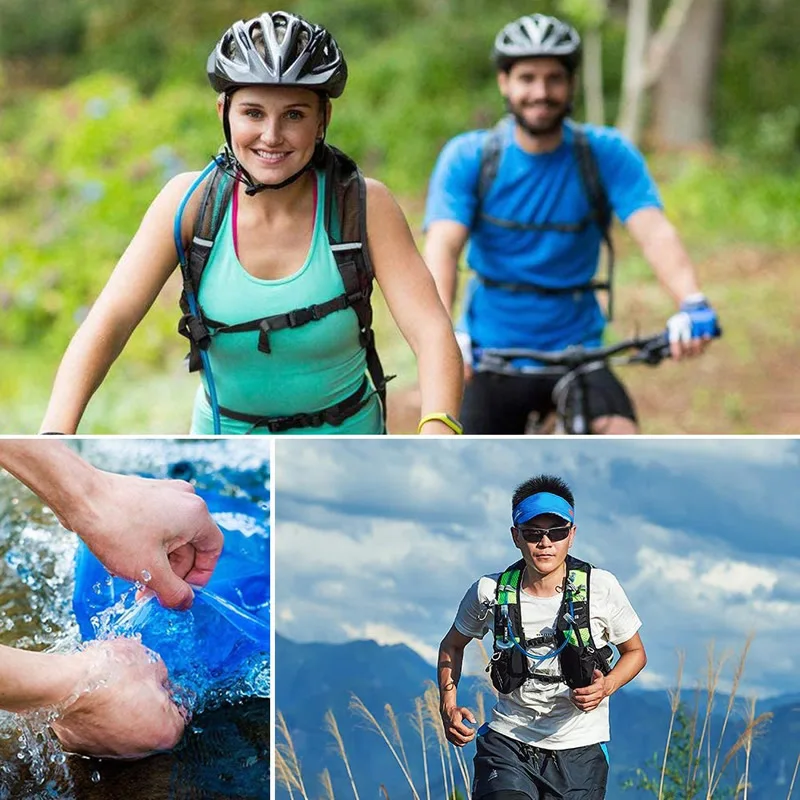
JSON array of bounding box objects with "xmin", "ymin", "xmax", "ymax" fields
[{"xmin": 454, "ymin": 564, "xmax": 641, "ymax": 749}]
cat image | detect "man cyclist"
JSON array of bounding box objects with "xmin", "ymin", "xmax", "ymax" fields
[
  {"xmin": 438, "ymin": 474, "xmax": 646, "ymax": 799},
  {"xmin": 423, "ymin": 13, "xmax": 720, "ymax": 434}
]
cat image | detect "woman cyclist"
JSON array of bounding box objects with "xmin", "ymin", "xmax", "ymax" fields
[{"xmin": 41, "ymin": 11, "xmax": 463, "ymax": 435}]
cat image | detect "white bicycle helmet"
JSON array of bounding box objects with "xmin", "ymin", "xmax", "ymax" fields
[
  {"xmin": 207, "ymin": 11, "xmax": 347, "ymax": 98},
  {"xmin": 492, "ymin": 14, "xmax": 582, "ymax": 72}
]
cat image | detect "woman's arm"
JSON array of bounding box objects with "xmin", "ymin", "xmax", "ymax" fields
[
  {"xmin": 365, "ymin": 179, "xmax": 464, "ymax": 434},
  {"xmin": 40, "ymin": 171, "xmax": 204, "ymax": 433}
]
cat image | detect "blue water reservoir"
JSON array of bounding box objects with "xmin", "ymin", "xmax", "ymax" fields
[{"xmin": 72, "ymin": 490, "xmax": 269, "ymax": 694}]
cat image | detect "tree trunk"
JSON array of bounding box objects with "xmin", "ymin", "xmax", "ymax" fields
[
  {"xmin": 617, "ymin": 0, "xmax": 651, "ymax": 143},
  {"xmin": 582, "ymin": 26, "xmax": 606, "ymax": 126},
  {"xmin": 651, "ymin": 0, "xmax": 725, "ymax": 147}
]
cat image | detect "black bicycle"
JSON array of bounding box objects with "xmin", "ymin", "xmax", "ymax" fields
[{"xmin": 473, "ymin": 333, "xmax": 671, "ymax": 434}]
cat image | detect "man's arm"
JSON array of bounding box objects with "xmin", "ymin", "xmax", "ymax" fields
[
  {"xmin": 570, "ymin": 632, "xmax": 647, "ymax": 712},
  {"xmin": 424, "ymin": 221, "xmax": 473, "ymax": 379},
  {"xmin": 423, "ymin": 220, "xmax": 470, "ymax": 316},
  {"xmin": 437, "ymin": 624, "xmax": 478, "ymax": 746},
  {"xmin": 0, "ymin": 440, "xmax": 223, "ymax": 609},
  {"xmin": 625, "ymin": 208, "xmax": 715, "ymax": 359}
]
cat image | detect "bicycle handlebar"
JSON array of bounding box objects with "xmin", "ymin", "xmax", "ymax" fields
[{"xmin": 475, "ymin": 332, "xmax": 671, "ymax": 370}]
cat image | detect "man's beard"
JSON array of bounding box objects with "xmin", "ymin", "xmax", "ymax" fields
[{"xmin": 506, "ymin": 98, "xmax": 572, "ymax": 136}]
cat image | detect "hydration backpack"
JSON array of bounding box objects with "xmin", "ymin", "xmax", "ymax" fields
[
  {"xmin": 176, "ymin": 144, "xmax": 388, "ymax": 427},
  {"xmin": 488, "ymin": 554, "xmax": 613, "ymax": 693},
  {"xmin": 473, "ymin": 117, "xmax": 616, "ymax": 319}
]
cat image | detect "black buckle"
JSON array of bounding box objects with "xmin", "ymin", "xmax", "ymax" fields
[
  {"xmin": 263, "ymin": 410, "xmax": 324, "ymax": 433},
  {"xmin": 258, "ymin": 320, "xmax": 272, "ymax": 354},
  {"xmin": 346, "ymin": 290, "xmax": 364, "ymax": 306},
  {"xmin": 178, "ymin": 314, "xmax": 211, "ymax": 350},
  {"xmin": 287, "ymin": 306, "xmax": 317, "ymax": 328}
]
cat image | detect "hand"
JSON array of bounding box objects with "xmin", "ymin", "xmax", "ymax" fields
[
  {"xmin": 666, "ymin": 293, "xmax": 720, "ymax": 360},
  {"xmin": 0, "ymin": 442, "xmax": 224, "ymax": 611},
  {"xmin": 440, "ymin": 704, "xmax": 477, "ymax": 747},
  {"xmin": 570, "ymin": 669, "xmax": 607, "ymax": 713},
  {"xmin": 51, "ymin": 639, "xmax": 186, "ymax": 759},
  {"xmin": 455, "ymin": 330, "xmax": 474, "ymax": 383},
  {"xmin": 73, "ymin": 472, "xmax": 224, "ymax": 610}
]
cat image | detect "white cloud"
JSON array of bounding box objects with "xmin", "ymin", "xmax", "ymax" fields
[
  {"xmin": 701, "ymin": 562, "xmax": 778, "ymax": 596},
  {"xmin": 340, "ymin": 622, "xmax": 440, "ymax": 665},
  {"xmin": 274, "ymin": 438, "xmax": 800, "ymax": 697}
]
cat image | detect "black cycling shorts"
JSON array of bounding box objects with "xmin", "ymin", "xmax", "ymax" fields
[
  {"xmin": 473, "ymin": 727, "xmax": 609, "ymax": 800},
  {"xmin": 461, "ymin": 368, "xmax": 637, "ymax": 435}
]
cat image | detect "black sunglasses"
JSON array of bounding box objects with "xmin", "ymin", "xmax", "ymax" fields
[{"xmin": 516, "ymin": 524, "xmax": 573, "ymax": 544}]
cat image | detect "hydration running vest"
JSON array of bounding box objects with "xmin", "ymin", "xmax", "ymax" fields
[
  {"xmin": 488, "ymin": 554, "xmax": 613, "ymax": 694},
  {"xmin": 176, "ymin": 144, "xmax": 389, "ymax": 430},
  {"xmin": 474, "ymin": 117, "xmax": 616, "ymax": 319}
]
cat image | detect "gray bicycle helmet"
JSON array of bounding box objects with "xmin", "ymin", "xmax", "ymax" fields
[
  {"xmin": 492, "ymin": 14, "xmax": 582, "ymax": 73},
  {"xmin": 207, "ymin": 11, "xmax": 347, "ymax": 98}
]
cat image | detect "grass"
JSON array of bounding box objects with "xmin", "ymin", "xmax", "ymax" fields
[
  {"xmin": 629, "ymin": 635, "xmax": 784, "ymax": 800},
  {"xmin": 276, "ymin": 683, "xmax": 483, "ymax": 800},
  {"xmin": 276, "ymin": 635, "xmax": 798, "ymax": 800}
]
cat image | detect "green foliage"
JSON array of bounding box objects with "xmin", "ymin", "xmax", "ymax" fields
[
  {"xmin": 1, "ymin": 0, "xmax": 799, "ymax": 432},
  {"xmin": 622, "ymin": 705, "xmax": 734, "ymax": 800},
  {"xmin": 655, "ymin": 153, "xmax": 800, "ymax": 250}
]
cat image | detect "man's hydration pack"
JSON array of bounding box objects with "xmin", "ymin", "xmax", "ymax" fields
[
  {"xmin": 474, "ymin": 117, "xmax": 616, "ymax": 319},
  {"xmin": 176, "ymin": 144, "xmax": 389, "ymax": 428},
  {"xmin": 488, "ymin": 555, "xmax": 613, "ymax": 693}
]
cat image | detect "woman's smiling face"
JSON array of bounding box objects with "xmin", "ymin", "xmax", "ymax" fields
[{"xmin": 220, "ymin": 85, "xmax": 328, "ymax": 183}]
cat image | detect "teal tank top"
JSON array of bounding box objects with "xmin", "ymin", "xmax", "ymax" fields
[{"xmin": 190, "ymin": 171, "xmax": 383, "ymax": 435}]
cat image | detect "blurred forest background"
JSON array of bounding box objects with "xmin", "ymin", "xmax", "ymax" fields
[{"xmin": 0, "ymin": 0, "xmax": 798, "ymax": 433}]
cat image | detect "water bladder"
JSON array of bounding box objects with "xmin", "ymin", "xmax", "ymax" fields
[{"xmin": 71, "ymin": 490, "xmax": 269, "ymax": 695}]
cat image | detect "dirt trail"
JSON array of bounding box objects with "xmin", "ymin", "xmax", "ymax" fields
[{"xmin": 387, "ymin": 247, "xmax": 799, "ymax": 435}]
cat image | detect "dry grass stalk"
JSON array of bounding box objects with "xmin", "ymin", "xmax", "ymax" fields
[
  {"xmin": 386, "ymin": 703, "xmax": 411, "ymax": 775},
  {"xmin": 452, "ymin": 743, "xmax": 472, "ymax": 799},
  {"xmin": 658, "ymin": 650, "xmax": 685, "ymax": 800},
  {"xmin": 275, "ymin": 747, "xmax": 299, "ymax": 800},
  {"xmin": 685, "ymin": 688, "xmax": 702, "ymax": 798},
  {"xmin": 411, "ymin": 697, "xmax": 431, "ymax": 800},
  {"xmin": 445, "ymin": 740, "xmax": 457, "ymax": 799},
  {"xmin": 786, "ymin": 751, "xmax": 800, "ymax": 800},
  {"xmin": 423, "ymin": 683, "xmax": 451, "ymax": 800},
  {"xmin": 320, "ymin": 768, "xmax": 336, "ymax": 800},
  {"xmin": 708, "ymin": 711, "xmax": 772, "ymax": 798},
  {"xmin": 475, "ymin": 691, "xmax": 486, "ymax": 728},
  {"xmin": 708, "ymin": 634, "xmax": 755, "ymax": 794},
  {"xmin": 691, "ymin": 642, "xmax": 729, "ymax": 794},
  {"xmin": 740, "ymin": 696, "xmax": 757, "ymax": 800},
  {"xmin": 350, "ymin": 694, "xmax": 421, "ymax": 800},
  {"xmin": 474, "ymin": 639, "xmax": 498, "ymax": 697},
  {"xmin": 277, "ymin": 711, "xmax": 311, "ymax": 800},
  {"xmin": 325, "ymin": 709, "xmax": 361, "ymax": 800}
]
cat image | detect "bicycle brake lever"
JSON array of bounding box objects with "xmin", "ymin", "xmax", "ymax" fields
[{"xmin": 633, "ymin": 334, "xmax": 671, "ymax": 365}]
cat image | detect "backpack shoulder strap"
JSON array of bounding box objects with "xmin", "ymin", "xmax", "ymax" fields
[
  {"xmin": 494, "ymin": 559, "xmax": 527, "ymax": 648},
  {"xmin": 562, "ymin": 554, "xmax": 598, "ymax": 649},
  {"xmin": 474, "ymin": 117, "xmax": 510, "ymax": 228},
  {"xmin": 322, "ymin": 144, "xmax": 391, "ymax": 421},
  {"xmin": 573, "ymin": 125, "xmax": 617, "ymax": 319},
  {"xmin": 178, "ymin": 162, "xmax": 234, "ymax": 372}
]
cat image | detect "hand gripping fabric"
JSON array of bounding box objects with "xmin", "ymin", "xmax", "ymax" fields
[
  {"xmin": 176, "ymin": 144, "xmax": 390, "ymax": 429},
  {"xmin": 488, "ymin": 555, "xmax": 613, "ymax": 693},
  {"xmin": 474, "ymin": 117, "xmax": 616, "ymax": 319},
  {"xmin": 72, "ymin": 490, "xmax": 269, "ymax": 695}
]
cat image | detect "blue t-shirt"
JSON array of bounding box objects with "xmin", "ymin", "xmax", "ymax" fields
[{"xmin": 424, "ymin": 118, "xmax": 662, "ymax": 352}]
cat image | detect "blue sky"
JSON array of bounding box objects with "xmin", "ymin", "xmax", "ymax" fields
[{"xmin": 274, "ymin": 438, "xmax": 800, "ymax": 698}]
